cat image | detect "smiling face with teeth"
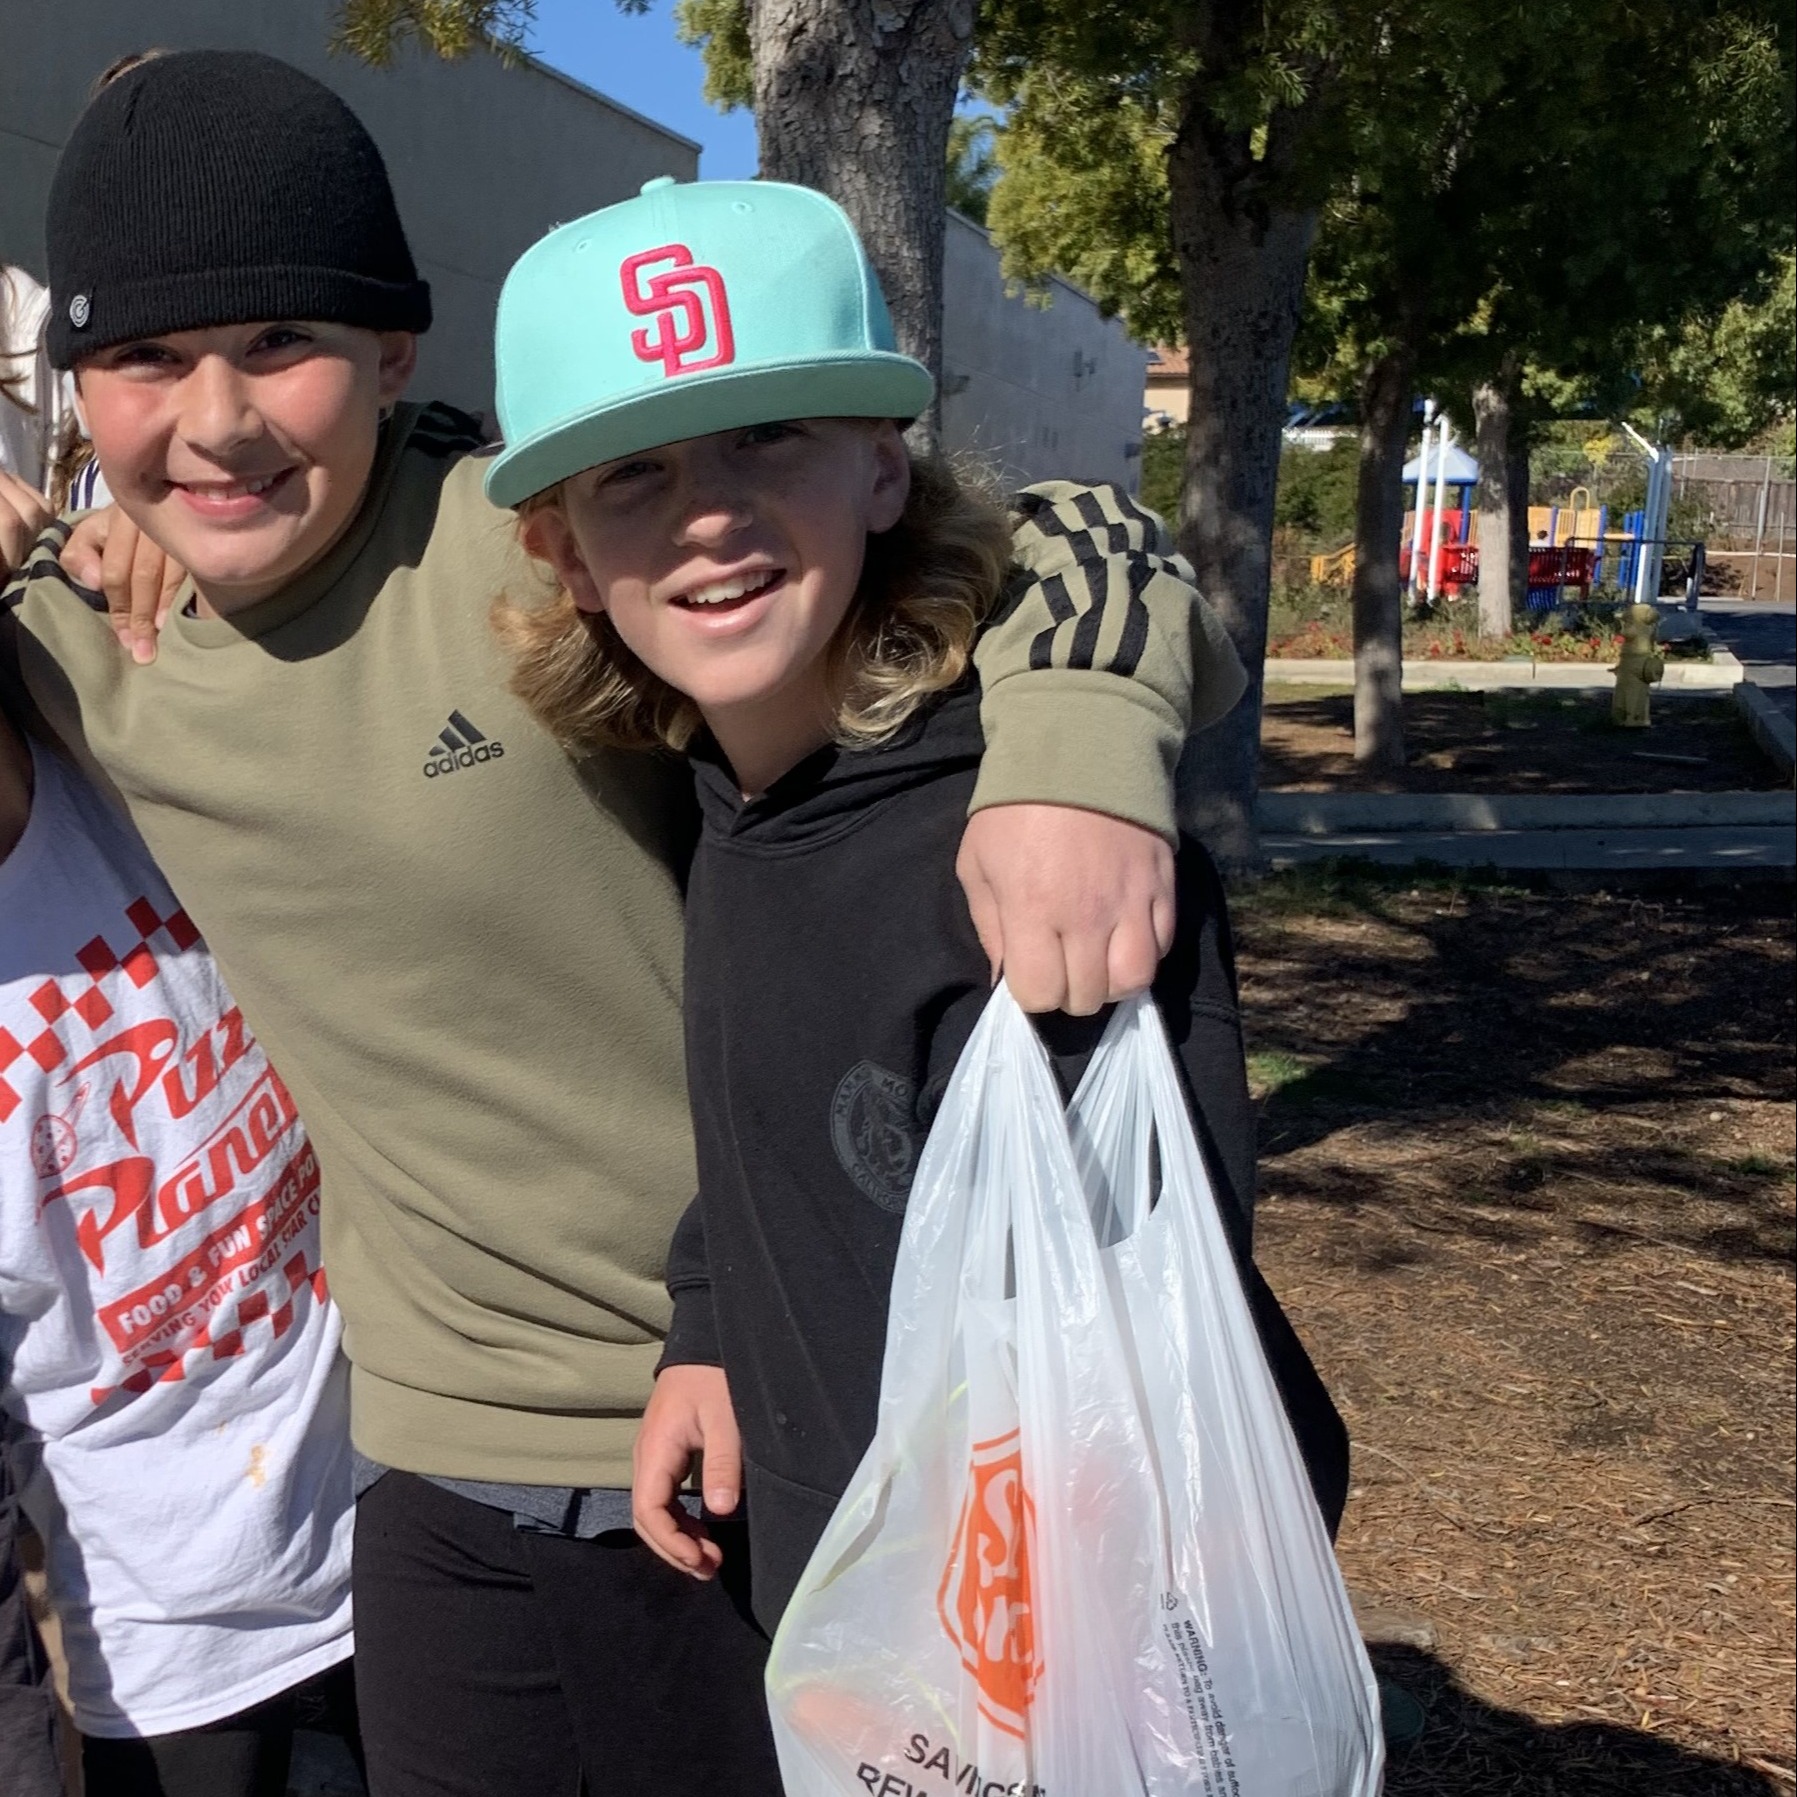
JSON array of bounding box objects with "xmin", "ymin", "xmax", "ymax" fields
[
  {"xmin": 523, "ymin": 417, "xmax": 911, "ymax": 797},
  {"xmin": 75, "ymin": 320, "xmax": 418, "ymax": 616}
]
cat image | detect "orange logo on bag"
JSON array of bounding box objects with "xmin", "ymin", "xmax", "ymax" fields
[{"xmin": 937, "ymin": 1429, "xmax": 1042, "ymax": 1737}]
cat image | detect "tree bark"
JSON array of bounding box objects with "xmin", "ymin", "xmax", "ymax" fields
[
  {"xmin": 1167, "ymin": 99, "xmax": 1322, "ymax": 873},
  {"xmin": 748, "ymin": 0, "xmax": 976, "ymax": 449},
  {"xmin": 1351, "ymin": 347, "xmax": 1415, "ymax": 769},
  {"xmin": 1474, "ymin": 357, "xmax": 1529, "ymax": 638}
]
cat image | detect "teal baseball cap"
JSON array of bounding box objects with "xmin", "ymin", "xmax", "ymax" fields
[{"xmin": 484, "ymin": 177, "xmax": 934, "ymax": 508}]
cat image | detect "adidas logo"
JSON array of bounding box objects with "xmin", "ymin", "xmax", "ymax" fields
[{"xmin": 423, "ymin": 710, "xmax": 506, "ymax": 778}]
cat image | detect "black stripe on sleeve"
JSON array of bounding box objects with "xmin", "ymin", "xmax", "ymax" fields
[
  {"xmin": 1109, "ymin": 556, "xmax": 1154, "ymax": 679},
  {"xmin": 1108, "ymin": 485, "xmax": 1165, "ymax": 535},
  {"xmin": 1065, "ymin": 554, "xmax": 1112, "ymax": 671},
  {"xmin": 1069, "ymin": 488, "xmax": 1109, "ymax": 535},
  {"xmin": 2, "ymin": 523, "xmax": 94, "ymax": 617},
  {"xmin": 1028, "ymin": 569, "xmax": 1079, "ymax": 669}
]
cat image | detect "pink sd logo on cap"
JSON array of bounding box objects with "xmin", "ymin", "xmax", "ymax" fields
[{"xmin": 620, "ymin": 244, "xmax": 735, "ymax": 377}]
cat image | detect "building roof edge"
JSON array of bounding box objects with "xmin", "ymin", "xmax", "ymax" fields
[{"xmin": 516, "ymin": 48, "xmax": 706, "ymax": 155}]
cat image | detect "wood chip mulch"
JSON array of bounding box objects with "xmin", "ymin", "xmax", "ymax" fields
[
  {"xmin": 1236, "ymin": 875, "xmax": 1796, "ymax": 1793},
  {"xmin": 1258, "ymin": 688, "xmax": 1783, "ymax": 794}
]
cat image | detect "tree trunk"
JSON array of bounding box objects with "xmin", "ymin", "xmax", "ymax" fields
[
  {"xmin": 1167, "ymin": 103, "xmax": 1322, "ymax": 873},
  {"xmin": 748, "ymin": 0, "xmax": 976, "ymax": 448},
  {"xmin": 1474, "ymin": 357, "xmax": 1530, "ymax": 638},
  {"xmin": 1351, "ymin": 348, "xmax": 1415, "ymax": 769}
]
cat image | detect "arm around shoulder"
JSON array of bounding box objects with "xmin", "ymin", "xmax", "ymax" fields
[{"xmin": 972, "ymin": 482, "xmax": 1245, "ymax": 842}]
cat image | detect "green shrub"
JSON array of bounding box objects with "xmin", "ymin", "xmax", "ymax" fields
[{"xmin": 1135, "ymin": 428, "xmax": 1360, "ymax": 551}]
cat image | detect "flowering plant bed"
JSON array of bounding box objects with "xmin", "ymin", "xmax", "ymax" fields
[{"xmin": 1264, "ymin": 622, "xmax": 1702, "ymax": 663}]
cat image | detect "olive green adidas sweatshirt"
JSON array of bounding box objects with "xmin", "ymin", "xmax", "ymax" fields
[{"xmin": 1, "ymin": 403, "xmax": 1243, "ymax": 1486}]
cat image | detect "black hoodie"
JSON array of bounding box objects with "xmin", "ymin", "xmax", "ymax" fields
[{"xmin": 666, "ymin": 681, "xmax": 1348, "ymax": 1634}]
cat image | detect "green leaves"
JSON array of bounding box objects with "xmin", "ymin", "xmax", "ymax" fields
[
  {"xmin": 672, "ymin": 0, "xmax": 752, "ymax": 110},
  {"xmin": 330, "ymin": 0, "xmax": 537, "ymax": 64},
  {"xmin": 982, "ymin": 75, "xmax": 1182, "ymax": 344}
]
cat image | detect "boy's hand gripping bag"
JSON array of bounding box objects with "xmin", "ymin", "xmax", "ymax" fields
[{"xmin": 765, "ymin": 988, "xmax": 1383, "ymax": 1797}]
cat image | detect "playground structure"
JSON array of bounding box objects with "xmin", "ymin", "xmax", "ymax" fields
[{"xmin": 1308, "ymin": 407, "xmax": 1700, "ymax": 611}]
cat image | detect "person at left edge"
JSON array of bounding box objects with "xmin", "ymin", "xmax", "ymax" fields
[{"xmin": 0, "ymin": 698, "xmax": 357, "ymax": 1797}]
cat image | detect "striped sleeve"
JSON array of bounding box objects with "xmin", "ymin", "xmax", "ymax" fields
[
  {"xmin": 1, "ymin": 519, "xmax": 102, "ymax": 753},
  {"xmin": 1, "ymin": 518, "xmax": 84, "ymax": 616},
  {"xmin": 970, "ymin": 482, "xmax": 1245, "ymax": 842}
]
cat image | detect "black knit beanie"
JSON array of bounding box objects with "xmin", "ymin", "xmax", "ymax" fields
[{"xmin": 46, "ymin": 49, "xmax": 431, "ymax": 369}]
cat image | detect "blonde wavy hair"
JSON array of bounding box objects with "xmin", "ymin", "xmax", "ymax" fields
[{"xmin": 493, "ymin": 441, "xmax": 1015, "ymax": 755}]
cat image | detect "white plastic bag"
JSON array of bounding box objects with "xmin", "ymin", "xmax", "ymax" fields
[
  {"xmin": 1065, "ymin": 992, "xmax": 1384, "ymax": 1795},
  {"xmin": 766, "ymin": 987, "xmax": 1383, "ymax": 1797}
]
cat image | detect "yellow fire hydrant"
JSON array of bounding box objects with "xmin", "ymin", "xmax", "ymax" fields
[{"xmin": 1611, "ymin": 603, "xmax": 1665, "ymax": 728}]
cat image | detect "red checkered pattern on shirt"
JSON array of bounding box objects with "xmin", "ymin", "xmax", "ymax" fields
[{"xmin": 0, "ymin": 897, "xmax": 202, "ymax": 1122}]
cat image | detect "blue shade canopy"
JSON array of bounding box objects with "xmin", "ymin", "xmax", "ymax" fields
[{"xmin": 1402, "ymin": 441, "xmax": 1480, "ymax": 487}]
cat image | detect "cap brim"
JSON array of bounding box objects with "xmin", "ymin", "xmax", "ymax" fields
[{"xmin": 484, "ymin": 353, "xmax": 934, "ymax": 508}]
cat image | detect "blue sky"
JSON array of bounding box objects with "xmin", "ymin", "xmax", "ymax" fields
[{"xmin": 527, "ymin": 0, "xmax": 759, "ymax": 177}]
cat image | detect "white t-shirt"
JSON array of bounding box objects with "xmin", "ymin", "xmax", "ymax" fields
[
  {"xmin": 1, "ymin": 266, "xmax": 72, "ymax": 495},
  {"xmin": 0, "ymin": 743, "xmax": 352, "ymax": 1737}
]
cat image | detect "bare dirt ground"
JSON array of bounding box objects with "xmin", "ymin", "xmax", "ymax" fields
[
  {"xmin": 1236, "ymin": 872, "xmax": 1796, "ymax": 1793},
  {"xmin": 1259, "ymin": 688, "xmax": 1783, "ymax": 793}
]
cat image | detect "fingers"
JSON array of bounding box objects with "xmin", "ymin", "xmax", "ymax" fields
[
  {"xmin": 158, "ymin": 553, "xmax": 185, "ymax": 626},
  {"xmin": 957, "ymin": 805, "xmax": 1179, "ymax": 1015},
  {"xmin": 1060, "ymin": 930, "xmax": 1115, "ymax": 1017},
  {"xmin": 108, "ymin": 518, "xmax": 177, "ymax": 666},
  {"xmin": 60, "ymin": 507, "xmax": 110, "ymax": 589},
  {"xmin": 130, "ymin": 537, "xmax": 181, "ymax": 662},
  {"xmin": 1105, "ymin": 864, "xmax": 1177, "ymax": 1003},
  {"xmin": 954, "ymin": 837, "xmax": 1005, "ymax": 986},
  {"xmin": 0, "ymin": 469, "xmax": 52, "ymax": 576},
  {"xmin": 1103, "ymin": 918, "xmax": 1161, "ymax": 1007},
  {"xmin": 999, "ymin": 926, "xmax": 1069, "ymax": 1014},
  {"xmin": 698, "ymin": 1389, "xmax": 743, "ymax": 1519},
  {"xmin": 1151, "ymin": 882, "xmax": 1178, "ymax": 960},
  {"xmin": 100, "ymin": 510, "xmax": 146, "ymax": 653},
  {"xmin": 632, "ymin": 1365, "xmax": 742, "ymax": 1581},
  {"xmin": 632, "ymin": 1444, "xmax": 721, "ymax": 1579}
]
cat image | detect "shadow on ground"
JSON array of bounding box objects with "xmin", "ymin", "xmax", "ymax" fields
[
  {"xmin": 1258, "ymin": 689, "xmax": 1779, "ymax": 793},
  {"xmin": 1239, "ymin": 876, "xmax": 1795, "ymax": 1269},
  {"xmin": 1377, "ymin": 1645, "xmax": 1785, "ymax": 1795}
]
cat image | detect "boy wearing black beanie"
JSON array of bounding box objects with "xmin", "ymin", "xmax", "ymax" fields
[{"xmin": 4, "ymin": 46, "xmax": 1249, "ymax": 1797}]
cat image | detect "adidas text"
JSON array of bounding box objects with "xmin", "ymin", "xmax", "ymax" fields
[{"xmin": 423, "ymin": 710, "xmax": 505, "ymax": 778}]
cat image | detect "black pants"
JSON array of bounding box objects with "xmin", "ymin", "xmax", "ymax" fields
[
  {"xmin": 82, "ymin": 1659, "xmax": 361, "ymax": 1797},
  {"xmin": 352, "ymin": 1472, "xmax": 780, "ymax": 1797}
]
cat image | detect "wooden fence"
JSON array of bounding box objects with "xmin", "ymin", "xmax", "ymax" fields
[{"xmin": 1672, "ymin": 454, "xmax": 1795, "ymax": 601}]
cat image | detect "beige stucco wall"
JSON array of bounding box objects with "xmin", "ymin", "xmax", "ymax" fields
[
  {"xmin": 940, "ymin": 213, "xmax": 1148, "ymax": 495},
  {"xmin": 0, "ymin": 0, "xmax": 698, "ymax": 413}
]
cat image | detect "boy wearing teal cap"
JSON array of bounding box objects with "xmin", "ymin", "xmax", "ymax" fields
[
  {"xmin": 4, "ymin": 52, "xmax": 1253, "ymax": 1794},
  {"xmin": 490, "ymin": 178, "xmax": 1347, "ymax": 1636}
]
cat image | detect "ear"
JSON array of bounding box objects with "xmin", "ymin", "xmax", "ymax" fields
[
  {"xmin": 519, "ymin": 503, "xmax": 607, "ymax": 615},
  {"xmin": 374, "ymin": 332, "xmax": 420, "ymax": 408},
  {"xmin": 864, "ymin": 421, "xmax": 911, "ymax": 535}
]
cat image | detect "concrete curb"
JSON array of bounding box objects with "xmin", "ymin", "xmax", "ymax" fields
[
  {"xmin": 1735, "ymin": 681, "xmax": 1797, "ymax": 783},
  {"xmin": 1258, "ymin": 790, "xmax": 1796, "ymax": 834},
  {"xmin": 1265, "ymin": 650, "xmax": 1743, "ymax": 691},
  {"xmin": 1265, "ymin": 826, "xmax": 1796, "ymax": 873}
]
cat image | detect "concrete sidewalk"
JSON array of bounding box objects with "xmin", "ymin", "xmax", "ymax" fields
[
  {"xmin": 1264, "ymin": 649, "xmax": 1743, "ymax": 690},
  {"xmin": 1264, "ymin": 824, "xmax": 1794, "ymax": 873},
  {"xmin": 1261, "ymin": 790, "xmax": 1795, "ymax": 833},
  {"xmin": 1695, "ymin": 598, "xmax": 1794, "ymax": 720},
  {"xmin": 1257, "ymin": 789, "xmax": 1795, "ymax": 874}
]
